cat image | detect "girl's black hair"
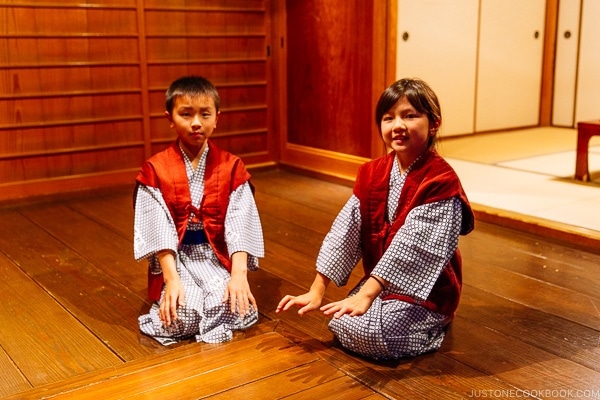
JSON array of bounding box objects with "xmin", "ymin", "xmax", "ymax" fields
[{"xmin": 375, "ymin": 78, "xmax": 441, "ymax": 130}]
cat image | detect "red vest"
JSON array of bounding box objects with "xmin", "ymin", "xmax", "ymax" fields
[
  {"xmin": 136, "ymin": 140, "xmax": 251, "ymax": 300},
  {"xmin": 353, "ymin": 150, "xmax": 474, "ymax": 316}
]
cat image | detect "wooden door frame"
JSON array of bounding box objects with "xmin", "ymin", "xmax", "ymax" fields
[
  {"xmin": 540, "ymin": 0, "xmax": 558, "ymax": 126},
  {"xmin": 270, "ymin": 0, "xmax": 395, "ymax": 184}
]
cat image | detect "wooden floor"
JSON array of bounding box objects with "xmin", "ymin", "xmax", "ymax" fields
[{"xmin": 1, "ymin": 169, "xmax": 599, "ymax": 399}]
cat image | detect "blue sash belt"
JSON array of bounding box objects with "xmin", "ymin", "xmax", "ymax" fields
[{"xmin": 181, "ymin": 229, "xmax": 208, "ymax": 245}]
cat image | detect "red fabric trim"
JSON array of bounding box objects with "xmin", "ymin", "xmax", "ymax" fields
[{"xmin": 353, "ymin": 149, "xmax": 474, "ymax": 316}]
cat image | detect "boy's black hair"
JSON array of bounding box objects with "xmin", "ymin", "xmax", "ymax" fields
[{"xmin": 165, "ymin": 76, "xmax": 220, "ymax": 113}]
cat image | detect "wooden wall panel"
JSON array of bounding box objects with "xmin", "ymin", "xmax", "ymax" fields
[
  {"xmin": 0, "ymin": 0, "xmax": 274, "ymax": 202},
  {"xmin": 0, "ymin": 122, "xmax": 142, "ymax": 155},
  {"xmin": 0, "ymin": 94, "xmax": 142, "ymax": 125},
  {"xmin": 144, "ymin": 11, "xmax": 265, "ymax": 35},
  {"xmin": 0, "ymin": 66, "xmax": 140, "ymax": 93},
  {"xmin": 143, "ymin": 0, "xmax": 265, "ymax": 10},
  {"xmin": 146, "ymin": 38, "xmax": 266, "ymax": 60},
  {"xmin": 0, "ymin": 148, "xmax": 142, "ymax": 182},
  {"xmin": 142, "ymin": 3, "xmax": 270, "ymax": 161},
  {"xmin": 2, "ymin": 8, "xmax": 137, "ymax": 35}
]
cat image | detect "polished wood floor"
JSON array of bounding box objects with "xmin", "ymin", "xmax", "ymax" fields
[{"xmin": 1, "ymin": 169, "xmax": 599, "ymax": 399}]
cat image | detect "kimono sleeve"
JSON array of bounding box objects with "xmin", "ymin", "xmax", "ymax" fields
[{"xmin": 133, "ymin": 184, "xmax": 179, "ymax": 262}]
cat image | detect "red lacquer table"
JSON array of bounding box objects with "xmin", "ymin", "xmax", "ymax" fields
[{"xmin": 575, "ymin": 119, "xmax": 600, "ymax": 181}]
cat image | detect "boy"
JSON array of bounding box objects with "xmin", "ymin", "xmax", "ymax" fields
[{"xmin": 134, "ymin": 76, "xmax": 264, "ymax": 345}]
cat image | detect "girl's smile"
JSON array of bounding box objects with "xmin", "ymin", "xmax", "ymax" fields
[{"xmin": 380, "ymin": 96, "xmax": 438, "ymax": 171}]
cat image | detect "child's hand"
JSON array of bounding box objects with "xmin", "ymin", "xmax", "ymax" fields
[
  {"xmin": 156, "ymin": 250, "xmax": 185, "ymax": 327},
  {"xmin": 225, "ymin": 252, "xmax": 257, "ymax": 317},
  {"xmin": 223, "ymin": 274, "xmax": 257, "ymax": 317},
  {"xmin": 277, "ymin": 272, "xmax": 329, "ymax": 316},
  {"xmin": 276, "ymin": 292, "xmax": 322, "ymax": 316},
  {"xmin": 320, "ymin": 275, "xmax": 381, "ymax": 318},
  {"xmin": 159, "ymin": 278, "xmax": 186, "ymax": 327},
  {"xmin": 320, "ymin": 293, "xmax": 372, "ymax": 319}
]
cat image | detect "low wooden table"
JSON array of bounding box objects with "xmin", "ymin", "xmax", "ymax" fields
[{"xmin": 575, "ymin": 119, "xmax": 600, "ymax": 181}]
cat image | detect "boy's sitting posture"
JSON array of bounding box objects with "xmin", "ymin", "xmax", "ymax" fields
[{"xmin": 134, "ymin": 76, "xmax": 264, "ymax": 345}]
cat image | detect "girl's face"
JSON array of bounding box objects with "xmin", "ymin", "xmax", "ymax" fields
[
  {"xmin": 166, "ymin": 94, "xmax": 219, "ymax": 156},
  {"xmin": 380, "ymin": 96, "xmax": 438, "ymax": 168}
]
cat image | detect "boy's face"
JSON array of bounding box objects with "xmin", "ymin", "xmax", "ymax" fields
[{"xmin": 166, "ymin": 94, "xmax": 219, "ymax": 155}]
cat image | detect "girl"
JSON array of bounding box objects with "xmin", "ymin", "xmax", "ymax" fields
[{"xmin": 277, "ymin": 78, "xmax": 474, "ymax": 360}]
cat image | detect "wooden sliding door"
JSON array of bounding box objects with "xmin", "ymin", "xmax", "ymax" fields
[{"xmin": 277, "ymin": 0, "xmax": 393, "ymax": 182}]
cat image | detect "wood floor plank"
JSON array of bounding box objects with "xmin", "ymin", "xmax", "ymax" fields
[
  {"xmin": 0, "ymin": 251, "xmax": 122, "ymax": 388},
  {"xmin": 0, "ymin": 346, "xmax": 32, "ymax": 397},
  {"xmin": 2, "ymin": 169, "xmax": 599, "ymax": 399},
  {"xmin": 4, "ymin": 334, "xmax": 270, "ymax": 400},
  {"xmin": 260, "ymin": 237, "xmax": 320, "ymax": 283},
  {"xmin": 282, "ymin": 376, "xmax": 384, "ymax": 400},
  {"xmin": 457, "ymin": 284, "xmax": 600, "ymax": 372},
  {"xmin": 253, "ymin": 169, "xmax": 353, "ymax": 215},
  {"xmin": 255, "ymin": 260, "xmax": 585, "ymax": 399},
  {"xmin": 364, "ymin": 354, "xmax": 514, "ymax": 400},
  {"xmin": 255, "ymin": 190, "xmax": 338, "ymax": 236},
  {"xmin": 253, "ymin": 268, "xmax": 344, "ymax": 342},
  {"xmin": 284, "ymin": 330, "xmax": 519, "ymax": 400},
  {"xmin": 260, "ymin": 212, "xmax": 329, "ymax": 260},
  {"xmin": 256, "ymin": 191, "xmax": 366, "ymax": 304},
  {"xmin": 0, "ymin": 208, "xmax": 163, "ymax": 361},
  {"xmin": 441, "ymin": 316, "xmax": 600, "ymax": 394},
  {"xmin": 124, "ymin": 343, "xmax": 319, "ymax": 399},
  {"xmin": 258, "ymin": 239, "xmax": 364, "ymax": 305},
  {"xmin": 461, "ymin": 221, "xmax": 600, "ymax": 300},
  {"xmin": 462, "ymin": 256, "xmax": 600, "ymax": 330},
  {"xmin": 66, "ymin": 187, "xmax": 134, "ymax": 241},
  {"xmin": 205, "ymin": 359, "xmax": 348, "ymax": 399},
  {"xmin": 10, "ymin": 332, "xmax": 318, "ymax": 400},
  {"xmin": 18, "ymin": 202, "xmax": 148, "ymax": 298}
]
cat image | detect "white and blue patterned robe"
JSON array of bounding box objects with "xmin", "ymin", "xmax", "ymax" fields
[{"xmin": 317, "ymin": 157, "xmax": 463, "ymax": 359}]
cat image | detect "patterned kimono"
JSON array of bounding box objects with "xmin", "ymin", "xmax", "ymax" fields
[
  {"xmin": 317, "ymin": 150, "xmax": 474, "ymax": 360},
  {"xmin": 134, "ymin": 141, "xmax": 264, "ymax": 345}
]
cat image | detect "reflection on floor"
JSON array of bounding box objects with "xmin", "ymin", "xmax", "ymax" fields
[{"xmin": 438, "ymin": 127, "xmax": 600, "ymax": 244}]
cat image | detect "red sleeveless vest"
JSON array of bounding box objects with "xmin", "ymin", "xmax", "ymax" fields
[
  {"xmin": 353, "ymin": 149, "xmax": 474, "ymax": 316},
  {"xmin": 136, "ymin": 140, "xmax": 251, "ymax": 300}
]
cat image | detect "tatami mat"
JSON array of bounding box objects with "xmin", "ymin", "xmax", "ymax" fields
[
  {"xmin": 496, "ymin": 147, "xmax": 600, "ymax": 179},
  {"xmin": 438, "ymin": 127, "xmax": 600, "ymax": 236}
]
